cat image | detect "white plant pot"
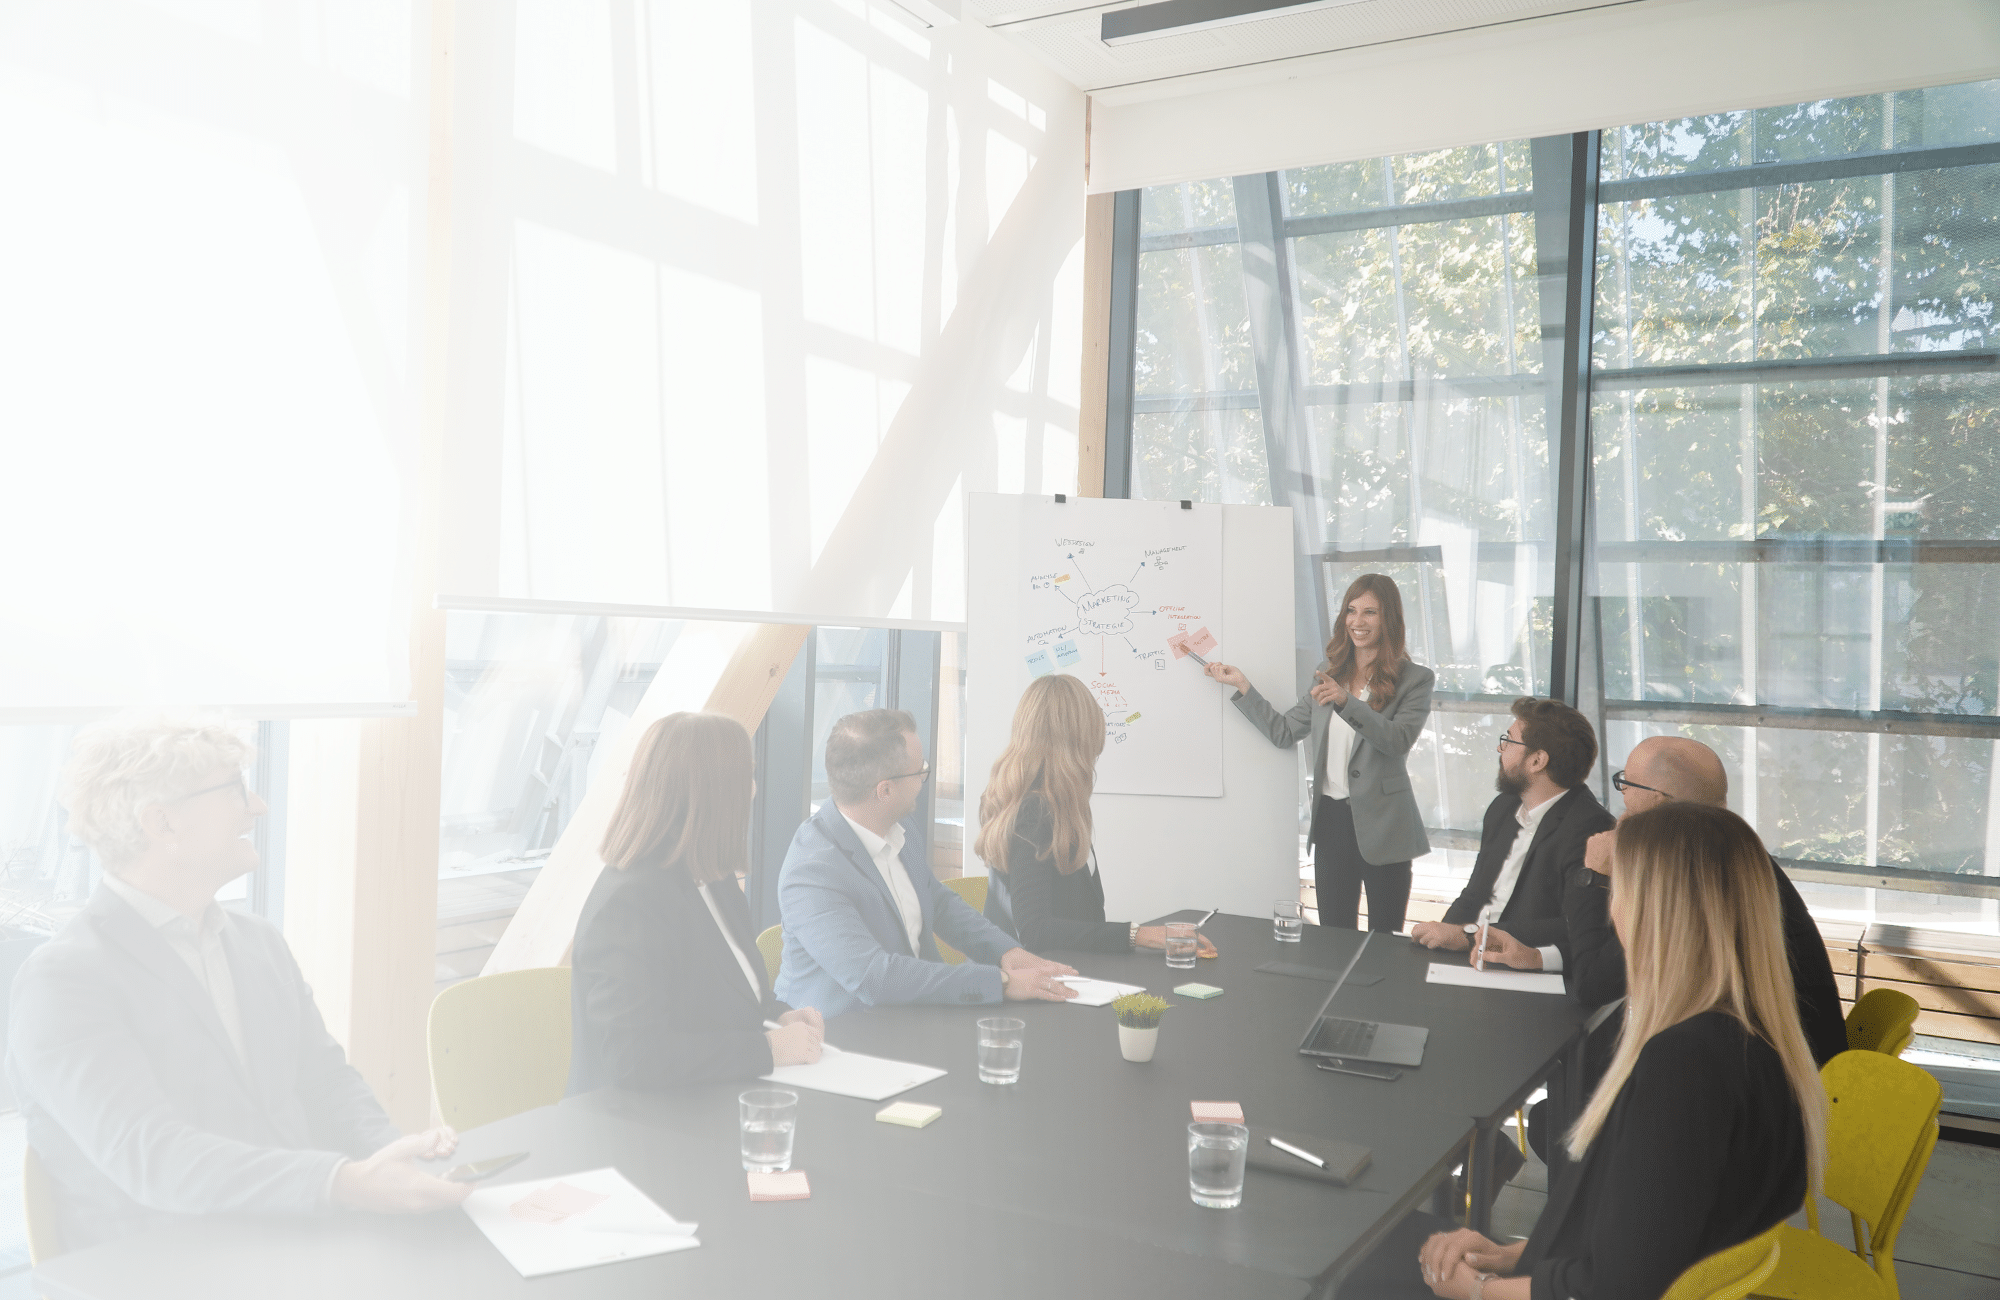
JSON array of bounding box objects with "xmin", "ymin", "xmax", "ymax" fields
[{"xmin": 1118, "ymin": 1024, "xmax": 1159, "ymax": 1062}]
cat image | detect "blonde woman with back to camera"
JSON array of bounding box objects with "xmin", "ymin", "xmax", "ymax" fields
[
  {"xmin": 1395, "ymin": 801, "xmax": 1827, "ymax": 1300},
  {"xmin": 976, "ymin": 674, "xmax": 1217, "ymax": 957}
]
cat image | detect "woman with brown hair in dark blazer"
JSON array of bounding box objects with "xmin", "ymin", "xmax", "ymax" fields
[{"xmin": 1205, "ymin": 573, "xmax": 1432, "ymax": 931}]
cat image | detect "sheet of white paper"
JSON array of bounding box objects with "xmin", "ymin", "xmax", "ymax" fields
[
  {"xmin": 462, "ymin": 1167, "xmax": 698, "ymax": 1279},
  {"xmin": 1054, "ymin": 976, "xmax": 1147, "ymax": 1007},
  {"xmin": 763, "ymin": 1049, "xmax": 946, "ymax": 1101},
  {"xmin": 1425, "ymin": 963, "xmax": 1567, "ymax": 996}
]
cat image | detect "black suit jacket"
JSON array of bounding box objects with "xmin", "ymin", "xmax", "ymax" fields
[
  {"xmin": 1442, "ymin": 786, "xmax": 1616, "ymax": 952},
  {"xmin": 1520, "ymin": 1011, "xmax": 1806, "ymax": 1300},
  {"xmin": 982, "ymin": 795, "xmax": 1128, "ymax": 954},
  {"xmin": 6, "ymin": 887, "xmax": 400, "ymax": 1251},
  {"xmin": 568, "ymin": 861, "xmax": 777, "ymax": 1093},
  {"xmin": 1564, "ymin": 853, "xmax": 1850, "ymax": 1068}
]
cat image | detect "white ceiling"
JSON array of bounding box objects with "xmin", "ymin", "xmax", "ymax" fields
[{"xmin": 963, "ymin": 0, "xmax": 1648, "ymax": 94}]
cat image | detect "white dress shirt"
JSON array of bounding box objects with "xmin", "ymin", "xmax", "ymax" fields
[
  {"xmin": 843, "ymin": 813, "xmax": 923, "ymax": 955},
  {"xmin": 1320, "ymin": 686, "xmax": 1367, "ymax": 799},
  {"xmin": 1480, "ymin": 790, "xmax": 1564, "ymax": 971},
  {"xmin": 698, "ymin": 882, "xmax": 765, "ymax": 1003},
  {"xmin": 101, "ymin": 873, "xmax": 247, "ymax": 1063}
]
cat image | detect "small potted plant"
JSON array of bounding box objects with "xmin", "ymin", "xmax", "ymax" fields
[{"xmin": 1112, "ymin": 992, "xmax": 1171, "ymax": 1062}]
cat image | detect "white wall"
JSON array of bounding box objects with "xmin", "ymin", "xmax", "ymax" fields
[
  {"xmin": 442, "ymin": 0, "xmax": 1090, "ymax": 627},
  {"xmin": 1086, "ymin": 0, "xmax": 2000, "ymax": 193},
  {"xmin": 966, "ymin": 503, "xmax": 1300, "ymax": 926}
]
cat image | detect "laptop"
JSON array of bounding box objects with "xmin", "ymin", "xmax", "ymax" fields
[{"xmin": 1295, "ymin": 932, "xmax": 1429, "ymax": 1068}]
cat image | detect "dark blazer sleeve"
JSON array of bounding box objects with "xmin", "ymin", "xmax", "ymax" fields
[
  {"xmin": 1772, "ymin": 862, "xmax": 1848, "ymax": 1065},
  {"xmin": 1530, "ymin": 1026, "xmax": 1788, "ymax": 1300},
  {"xmin": 1508, "ymin": 795, "xmax": 1617, "ymax": 952},
  {"xmin": 571, "ymin": 873, "xmax": 773, "ymax": 1090},
  {"xmin": 1001, "ymin": 800, "xmax": 1128, "ymax": 954},
  {"xmin": 1442, "ymin": 797, "xmax": 1516, "ymax": 925},
  {"xmin": 267, "ymin": 928, "xmax": 399, "ymax": 1157},
  {"xmin": 1561, "ymin": 874, "xmax": 1626, "ymax": 1010}
]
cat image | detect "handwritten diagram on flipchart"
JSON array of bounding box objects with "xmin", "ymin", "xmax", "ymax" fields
[{"xmin": 986, "ymin": 496, "xmax": 1223, "ymax": 797}]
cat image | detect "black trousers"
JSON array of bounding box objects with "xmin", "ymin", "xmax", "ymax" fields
[{"xmin": 1312, "ymin": 796, "xmax": 1412, "ymax": 932}]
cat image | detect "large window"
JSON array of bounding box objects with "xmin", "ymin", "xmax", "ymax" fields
[{"xmin": 1112, "ymin": 78, "xmax": 2000, "ymax": 936}]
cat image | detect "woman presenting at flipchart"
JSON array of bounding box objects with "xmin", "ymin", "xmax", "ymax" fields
[{"xmin": 1204, "ymin": 573, "xmax": 1432, "ymax": 932}]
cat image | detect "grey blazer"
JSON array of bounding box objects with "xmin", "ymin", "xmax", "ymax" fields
[
  {"xmin": 1232, "ymin": 658, "xmax": 1434, "ymax": 865},
  {"xmin": 6, "ymin": 887, "xmax": 401, "ymax": 1250}
]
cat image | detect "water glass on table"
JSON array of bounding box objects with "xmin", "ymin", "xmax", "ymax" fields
[
  {"xmin": 1188, "ymin": 1122, "xmax": 1249, "ymax": 1208},
  {"xmin": 1273, "ymin": 900, "xmax": 1304, "ymax": 942},
  {"xmin": 1164, "ymin": 921, "xmax": 1199, "ymax": 969},
  {"xmin": 977, "ymin": 1017, "xmax": 1025, "ymax": 1085},
  {"xmin": 739, "ymin": 1088, "xmax": 798, "ymax": 1173}
]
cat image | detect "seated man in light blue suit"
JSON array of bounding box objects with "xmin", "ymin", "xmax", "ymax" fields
[{"xmin": 777, "ymin": 709, "xmax": 1078, "ymax": 1017}]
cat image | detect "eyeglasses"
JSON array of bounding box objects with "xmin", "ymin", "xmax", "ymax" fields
[
  {"xmin": 1611, "ymin": 769, "xmax": 1671, "ymax": 800},
  {"xmin": 1495, "ymin": 735, "xmax": 1529, "ymax": 753},
  {"xmin": 886, "ymin": 761, "xmax": 931, "ymax": 783},
  {"xmin": 169, "ymin": 775, "xmax": 249, "ymax": 806}
]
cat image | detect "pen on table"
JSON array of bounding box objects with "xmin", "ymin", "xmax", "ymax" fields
[
  {"xmin": 1473, "ymin": 922, "xmax": 1489, "ymax": 972},
  {"xmin": 1194, "ymin": 908, "xmax": 1217, "ymax": 927},
  {"xmin": 1267, "ymin": 1136, "xmax": 1325, "ymax": 1168}
]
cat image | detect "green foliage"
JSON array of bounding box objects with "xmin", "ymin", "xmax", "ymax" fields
[{"xmin": 1112, "ymin": 992, "xmax": 1171, "ymax": 1029}]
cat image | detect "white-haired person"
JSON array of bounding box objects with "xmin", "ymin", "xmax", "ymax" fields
[
  {"xmin": 1341, "ymin": 800, "xmax": 1824, "ymax": 1299},
  {"xmin": 7, "ymin": 716, "xmax": 469, "ymax": 1251}
]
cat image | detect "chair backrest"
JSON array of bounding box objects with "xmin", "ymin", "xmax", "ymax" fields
[
  {"xmin": 428, "ymin": 967, "xmax": 573, "ymax": 1132},
  {"xmin": 943, "ymin": 875, "xmax": 988, "ymax": 914},
  {"xmin": 1820, "ymin": 1049, "xmax": 1942, "ymax": 1284},
  {"xmin": 1660, "ymin": 1221, "xmax": 1783, "ymax": 1300},
  {"xmin": 23, "ymin": 1145, "xmax": 64, "ymax": 1264},
  {"xmin": 756, "ymin": 925, "xmax": 783, "ymax": 984},
  {"xmin": 1846, "ymin": 987, "xmax": 1920, "ymax": 1057}
]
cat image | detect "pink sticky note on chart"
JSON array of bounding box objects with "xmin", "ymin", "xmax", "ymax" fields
[
  {"xmin": 1185, "ymin": 627, "xmax": 1218, "ymax": 657},
  {"xmin": 509, "ymin": 1181, "xmax": 610, "ymax": 1225},
  {"xmin": 1166, "ymin": 632, "xmax": 1191, "ymax": 658}
]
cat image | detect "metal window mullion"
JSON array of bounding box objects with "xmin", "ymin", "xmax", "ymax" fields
[
  {"xmin": 1232, "ymin": 172, "xmax": 1330, "ymax": 667},
  {"xmin": 1104, "ymin": 190, "xmax": 1143, "ymax": 499}
]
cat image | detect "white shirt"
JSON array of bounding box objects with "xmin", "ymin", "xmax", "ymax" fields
[
  {"xmin": 1480, "ymin": 790, "xmax": 1565, "ymax": 972},
  {"xmin": 842, "ymin": 813, "xmax": 923, "ymax": 955},
  {"xmin": 101, "ymin": 873, "xmax": 247, "ymax": 1063},
  {"xmin": 698, "ymin": 882, "xmax": 765, "ymax": 1003},
  {"xmin": 1320, "ymin": 686, "xmax": 1367, "ymax": 799}
]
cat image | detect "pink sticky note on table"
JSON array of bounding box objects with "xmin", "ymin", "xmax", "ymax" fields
[
  {"xmin": 1191, "ymin": 1101, "xmax": 1244, "ymax": 1123},
  {"xmin": 509, "ymin": 1181, "xmax": 610, "ymax": 1225},
  {"xmin": 1184, "ymin": 627, "xmax": 1218, "ymax": 656},
  {"xmin": 748, "ymin": 1171, "xmax": 811, "ymax": 1201}
]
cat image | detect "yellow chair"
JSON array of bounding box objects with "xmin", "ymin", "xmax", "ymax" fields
[
  {"xmin": 1663, "ymin": 1221, "xmax": 1784, "ymax": 1300},
  {"xmin": 1846, "ymin": 988, "xmax": 1919, "ymax": 1058},
  {"xmin": 943, "ymin": 875, "xmax": 988, "ymax": 914},
  {"xmin": 24, "ymin": 1145, "xmax": 64, "ymax": 1264},
  {"xmin": 428, "ymin": 967, "xmax": 573, "ymax": 1132},
  {"xmin": 1752, "ymin": 1050, "xmax": 1942, "ymax": 1300},
  {"xmin": 756, "ymin": 925, "xmax": 783, "ymax": 984}
]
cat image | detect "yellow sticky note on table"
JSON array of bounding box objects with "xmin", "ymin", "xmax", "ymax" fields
[{"xmin": 876, "ymin": 1101, "xmax": 942, "ymax": 1128}]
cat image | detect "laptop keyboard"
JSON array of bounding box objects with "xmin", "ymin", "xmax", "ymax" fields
[{"xmin": 1312, "ymin": 1017, "xmax": 1378, "ymax": 1057}]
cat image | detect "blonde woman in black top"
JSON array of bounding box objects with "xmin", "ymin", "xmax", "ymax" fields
[{"xmin": 976, "ymin": 674, "xmax": 1216, "ymax": 957}]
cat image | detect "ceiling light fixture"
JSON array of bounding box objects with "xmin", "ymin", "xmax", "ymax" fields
[{"xmin": 1101, "ymin": 0, "xmax": 1371, "ymax": 46}]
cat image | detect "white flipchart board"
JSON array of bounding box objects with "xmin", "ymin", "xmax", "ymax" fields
[{"xmin": 965, "ymin": 494, "xmax": 1299, "ymax": 924}]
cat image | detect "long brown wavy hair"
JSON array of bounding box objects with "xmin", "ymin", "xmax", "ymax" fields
[
  {"xmin": 1324, "ymin": 573, "xmax": 1409, "ymax": 711},
  {"xmin": 974, "ymin": 674, "xmax": 1104, "ymax": 876},
  {"xmin": 599, "ymin": 712, "xmax": 753, "ymax": 884}
]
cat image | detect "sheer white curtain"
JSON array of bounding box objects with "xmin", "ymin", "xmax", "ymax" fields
[
  {"xmin": 0, "ymin": 0, "xmax": 423, "ymax": 716},
  {"xmin": 441, "ymin": 0, "xmax": 1088, "ymax": 626}
]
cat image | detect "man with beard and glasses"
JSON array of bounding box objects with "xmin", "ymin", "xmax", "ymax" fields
[{"xmin": 1411, "ymin": 698, "xmax": 1616, "ymax": 972}]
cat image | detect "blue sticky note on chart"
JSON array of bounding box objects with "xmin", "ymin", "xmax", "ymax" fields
[
  {"xmin": 1053, "ymin": 639, "xmax": 1080, "ymax": 667},
  {"xmin": 1026, "ymin": 649, "xmax": 1054, "ymax": 678}
]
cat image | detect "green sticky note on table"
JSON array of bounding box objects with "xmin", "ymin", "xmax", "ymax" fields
[
  {"xmin": 1175, "ymin": 983, "xmax": 1223, "ymax": 999},
  {"xmin": 876, "ymin": 1101, "xmax": 942, "ymax": 1128}
]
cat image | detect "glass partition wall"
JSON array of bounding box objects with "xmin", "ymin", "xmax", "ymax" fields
[{"xmin": 1110, "ymin": 79, "xmax": 2000, "ymax": 937}]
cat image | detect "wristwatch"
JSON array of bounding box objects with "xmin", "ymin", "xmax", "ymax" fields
[
  {"xmin": 1129, "ymin": 921, "xmax": 1140, "ymax": 950},
  {"xmin": 1470, "ymin": 1272, "xmax": 1498, "ymax": 1300}
]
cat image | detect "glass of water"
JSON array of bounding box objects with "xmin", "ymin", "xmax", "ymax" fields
[
  {"xmin": 1274, "ymin": 899, "xmax": 1304, "ymax": 942},
  {"xmin": 977, "ymin": 1017, "xmax": 1025, "ymax": 1085},
  {"xmin": 1164, "ymin": 921, "xmax": 1198, "ymax": 968},
  {"xmin": 1188, "ymin": 1121, "xmax": 1249, "ymax": 1208},
  {"xmin": 739, "ymin": 1088, "xmax": 798, "ymax": 1173}
]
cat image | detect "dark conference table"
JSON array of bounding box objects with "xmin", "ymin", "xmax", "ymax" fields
[{"xmin": 36, "ymin": 913, "xmax": 1588, "ymax": 1300}]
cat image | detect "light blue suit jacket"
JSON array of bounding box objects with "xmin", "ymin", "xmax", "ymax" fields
[{"xmin": 775, "ymin": 801, "xmax": 1017, "ymax": 1018}]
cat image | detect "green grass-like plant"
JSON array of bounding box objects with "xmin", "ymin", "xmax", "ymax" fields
[{"xmin": 1112, "ymin": 992, "xmax": 1171, "ymax": 1029}]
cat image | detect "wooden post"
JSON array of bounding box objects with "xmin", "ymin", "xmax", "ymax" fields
[{"xmin": 1077, "ymin": 189, "xmax": 1117, "ymax": 499}]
